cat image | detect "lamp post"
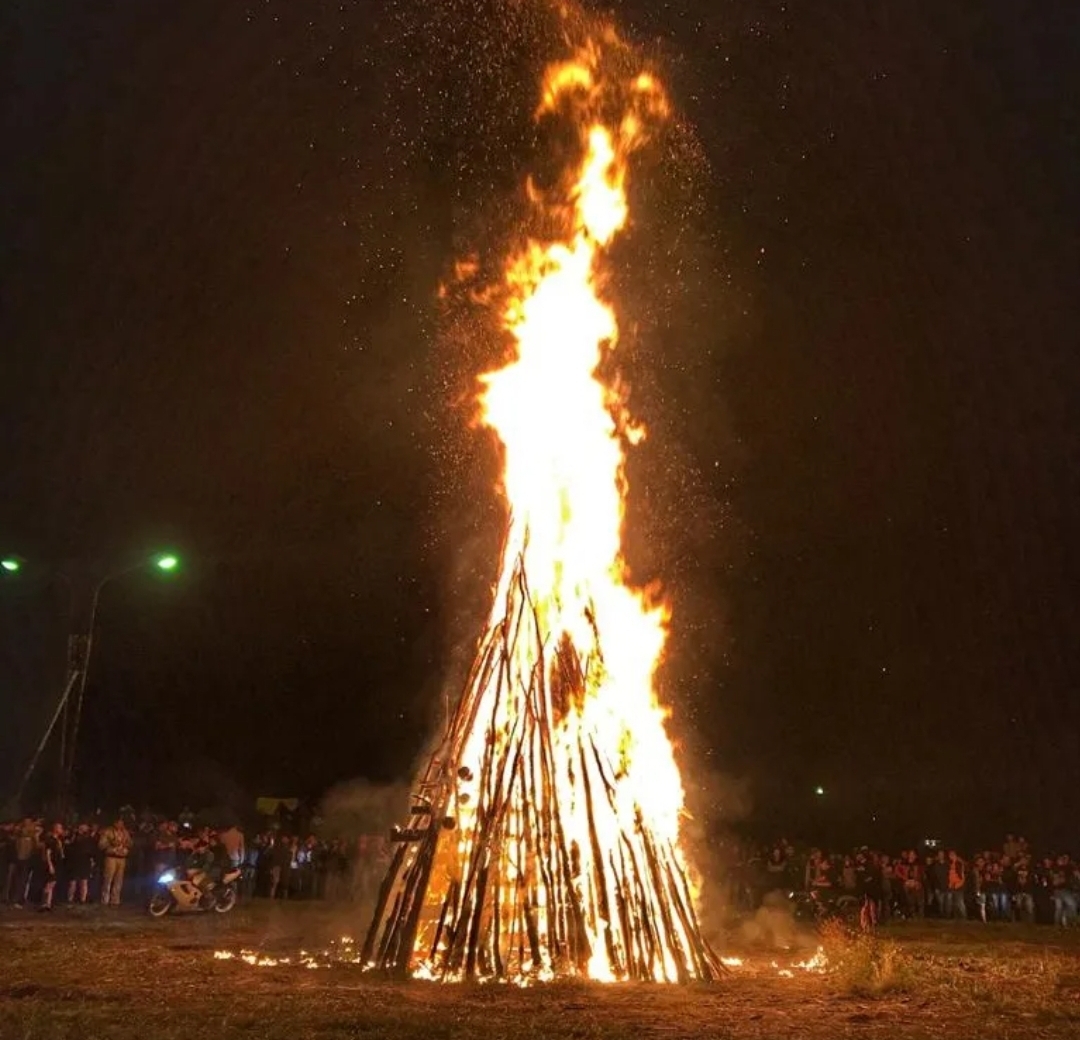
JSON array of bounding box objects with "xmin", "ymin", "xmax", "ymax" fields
[
  {"xmin": 59, "ymin": 551, "xmax": 182, "ymax": 811},
  {"xmin": 4, "ymin": 550, "xmax": 181, "ymax": 812}
]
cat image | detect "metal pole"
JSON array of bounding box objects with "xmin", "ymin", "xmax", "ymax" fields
[
  {"xmin": 52, "ymin": 573, "xmax": 79, "ymax": 811},
  {"xmin": 57, "ymin": 630, "xmax": 80, "ymax": 798},
  {"xmin": 14, "ymin": 670, "xmax": 79, "ymax": 812},
  {"xmin": 60, "ymin": 578, "xmax": 104, "ymax": 812}
]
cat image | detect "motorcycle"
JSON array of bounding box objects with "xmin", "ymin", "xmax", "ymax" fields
[
  {"xmin": 149, "ymin": 866, "xmax": 241, "ymax": 916},
  {"xmin": 789, "ymin": 887, "xmax": 861, "ymax": 925}
]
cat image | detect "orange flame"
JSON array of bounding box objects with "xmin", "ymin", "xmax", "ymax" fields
[
  {"xmin": 477, "ymin": 55, "xmax": 682, "ymax": 847},
  {"xmin": 443, "ymin": 42, "xmax": 692, "ymax": 981},
  {"xmin": 356, "ymin": 27, "xmax": 713, "ymax": 987}
]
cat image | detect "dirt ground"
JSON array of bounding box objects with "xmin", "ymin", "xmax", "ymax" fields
[{"xmin": 3, "ymin": 901, "xmax": 1079, "ymax": 1039}]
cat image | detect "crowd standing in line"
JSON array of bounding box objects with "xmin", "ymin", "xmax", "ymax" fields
[
  {"xmin": 0, "ymin": 809, "xmax": 390, "ymax": 911},
  {"xmin": 729, "ymin": 835, "xmax": 1080, "ymax": 927}
]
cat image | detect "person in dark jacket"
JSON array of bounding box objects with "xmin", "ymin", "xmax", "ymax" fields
[
  {"xmin": 39, "ymin": 822, "xmax": 65, "ymax": 910},
  {"xmin": 65, "ymin": 823, "xmax": 97, "ymax": 904}
]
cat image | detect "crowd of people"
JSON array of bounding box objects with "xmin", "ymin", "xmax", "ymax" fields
[
  {"xmin": 0, "ymin": 809, "xmax": 389, "ymax": 911},
  {"xmin": 733, "ymin": 835, "xmax": 1080, "ymax": 927},
  {"xmin": 5, "ymin": 810, "xmax": 1078, "ymax": 932}
]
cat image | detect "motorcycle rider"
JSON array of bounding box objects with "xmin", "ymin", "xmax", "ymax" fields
[{"xmin": 182, "ymin": 828, "xmax": 219, "ymax": 898}]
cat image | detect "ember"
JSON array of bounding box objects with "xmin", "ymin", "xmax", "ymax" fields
[
  {"xmin": 362, "ymin": 26, "xmax": 721, "ymax": 985},
  {"xmin": 214, "ymin": 938, "xmax": 363, "ymax": 971},
  {"xmin": 771, "ymin": 946, "xmax": 830, "ymax": 978}
]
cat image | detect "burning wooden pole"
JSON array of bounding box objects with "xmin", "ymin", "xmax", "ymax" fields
[{"xmin": 362, "ymin": 554, "xmax": 723, "ymax": 983}]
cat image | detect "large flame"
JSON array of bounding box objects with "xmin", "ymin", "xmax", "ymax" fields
[
  {"xmin": 360, "ymin": 29, "xmax": 716, "ymax": 986},
  {"xmin": 448, "ymin": 44, "xmax": 693, "ymax": 981},
  {"xmin": 475, "ymin": 51, "xmax": 682, "ymax": 877}
]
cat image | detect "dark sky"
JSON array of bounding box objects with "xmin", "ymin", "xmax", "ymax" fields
[{"xmin": 2, "ymin": 1, "xmax": 1077, "ymax": 847}]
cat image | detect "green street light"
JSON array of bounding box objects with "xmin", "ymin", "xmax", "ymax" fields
[
  {"xmin": 814, "ymin": 786, "xmax": 825, "ymax": 797},
  {"xmin": 11, "ymin": 545, "xmax": 189, "ymax": 813}
]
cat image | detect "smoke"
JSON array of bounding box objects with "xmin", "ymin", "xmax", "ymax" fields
[
  {"xmin": 679, "ymin": 764, "xmax": 752, "ymax": 937},
  {"xmin": 681, "ymin": 770, "xmax": 823, "ymax": 954},
  {"xmin": 317, "ymin": 778, "xmax": 411, "ymax": 839},
  {"xmin": 738, "ymin": 893, "xmax": 803, "ymax": 951},
  {"xmin": 682, "ymin": 774, "xmax": 814, "ymax": 953}
]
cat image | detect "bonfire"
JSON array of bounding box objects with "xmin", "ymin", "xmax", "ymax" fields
[{"xmin": 362, "ymin": 28, "xmax": 720, "ymax": 984}]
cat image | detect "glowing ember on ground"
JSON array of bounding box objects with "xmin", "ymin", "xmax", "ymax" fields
[
  {"xmin": 793, "ymin": 947, "xmax": 829, "ymax": 973},
  {"xmin": 359, "ymin": 21, "xmax": 721, "ymax": 985},
  {"xmin": 769, "ymin": 946, "xmax": 830, "ymax": 978},
  {"xmin": 213, "ymin": 938, "xmax": 364, "ymax": 971},
  {"xmin": 213, "ymin": 940, "xmax": 830, "ymax": 984}
]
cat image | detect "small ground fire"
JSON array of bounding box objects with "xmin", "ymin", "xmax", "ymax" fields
[{"xmin": 362, "ymin": 26, "xmax": 721, "ymax": 984}]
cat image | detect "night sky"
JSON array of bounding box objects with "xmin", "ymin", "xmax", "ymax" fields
[{"xmin": 3, "ymin": 1, "xmax": 1077, "ymax": 848}]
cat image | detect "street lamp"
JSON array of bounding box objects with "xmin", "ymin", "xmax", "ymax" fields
[
  {"xmin": 7, "ymin": 549, "xmax": 183, "ymax": 811},
  {"xmin": 61, "ymin": 551, "xmax": 183, "ymax": 805}
]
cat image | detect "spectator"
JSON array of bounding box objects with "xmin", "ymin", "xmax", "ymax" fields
[
  {"xmin": 947, "ymin": 850, "xmax": 967, "ymax": 920},
  {"xmin": 879, "ymin": 855, "xmax": 895, "ymax": 922},
  {"xmin": 1010, "ymin": 858, "xmax": 1036, "ymax": 922},
  {"xmin": 65, "ymin": 823, "xmax": 97, "ymax": 905},
  {"xmin": 98, "ymin": 817, "xmax": 132, "ymax": 906},
  {"xmin": 899, "ymin": 850, "xmax": 925, "ymax": 918},
  {"xmin": 9, "ymin": 817, "xmax": 40, "ymax": 908},
  {"xmin": 970, "ymin": 856, "xmax": 987, "ymax": 922},
  {"xmin": 985, "ymin": 861, "xmax": 1010, "ymax": 921},
  {"xmin": 268, "ymin": 834, "xmax": 294, "ymax": 900},
  {"xmin": 1051, "ymin": 855, "xmax": 1077, "ymax": 927},
  {"xmin": 928, "ymin": 850, "xmax": 949, "ymax": 917},
  {"xmin": 39, "ymin": 822, "xmax": 65, "ymax": 911},
  {"xmin": 219, "ymin": 822, "xmax": 245, "ymax": 871},
  {"xmin": 764, "ymin": 845, "xmax": 787, "ymax": 892}
]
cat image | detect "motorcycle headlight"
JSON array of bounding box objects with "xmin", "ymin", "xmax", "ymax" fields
[{"xmin": 158, "ymin": 871, "xmax": 176, "ymax": 884}]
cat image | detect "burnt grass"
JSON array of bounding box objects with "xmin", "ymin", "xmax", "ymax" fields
[{"xmin": 3, "ymin": 903, "xmax": 1080, "ymax": 1039}]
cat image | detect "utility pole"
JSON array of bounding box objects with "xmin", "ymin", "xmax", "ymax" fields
[
  {"xmin": 57, "ymin": 576, "xmax": 98, "ymax": 813},
  {"xmin": 3, "ymin": 551, "xmax": 181, "ymax": 814}
]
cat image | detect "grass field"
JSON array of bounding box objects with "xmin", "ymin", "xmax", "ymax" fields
[{"xmin": 3, "ymin": 901, "xmax": 1080, "ymax": 1039}]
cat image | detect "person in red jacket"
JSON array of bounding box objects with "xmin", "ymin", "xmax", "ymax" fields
[
  {"xmin": 897, "ymin": 849, "xmax": 925, "ymax": 918},
  {"xmin": 947, "ymin": 849, "xmax": 967, "ymax": 919}
]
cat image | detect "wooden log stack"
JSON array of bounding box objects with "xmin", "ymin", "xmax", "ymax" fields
[{"xmin": 362, "ymin": 552, "xmax": 724, "ymax": 983}]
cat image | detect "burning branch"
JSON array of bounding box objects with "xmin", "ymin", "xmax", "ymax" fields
[{"xmin": 363, "ymin": 556, "xmax": 723, "ymax": 983}]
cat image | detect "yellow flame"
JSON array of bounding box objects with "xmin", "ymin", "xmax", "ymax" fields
[
  {"xmin": 476, "ymin": 46, "xmax": 681, "ymax": 842},
  {"xmin": 793, "ymin": 947, "xmax": 829, "ymax": 973},
  {"xmin": 435, "ymin": 37, "xmax": 693, "ymax": 982},
  {"xmin": 772, "ymin": 946, "xmax": 830, "ymax": 977}
]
